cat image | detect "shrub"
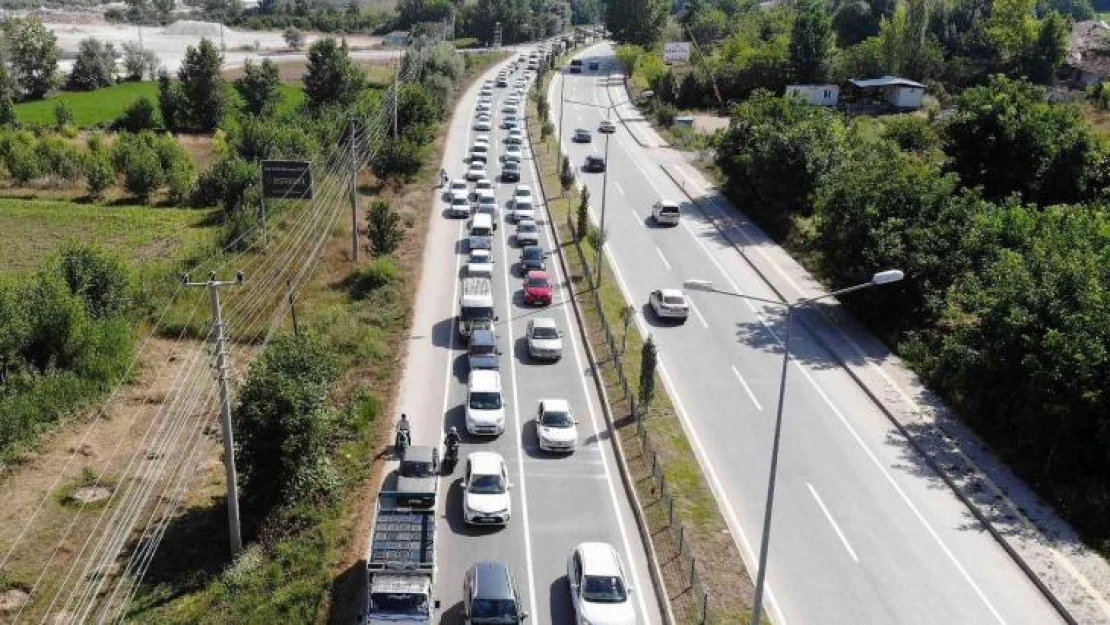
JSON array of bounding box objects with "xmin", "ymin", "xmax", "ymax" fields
[
  {"xmin": 54, "ymin": 242, "xmax": 131, "ymax": 320},
  {"xmin": 347, "ymin": 256, "xmax": 400, "ymax": 299},
  {"xmin": 192, "ymin": 154, "xmax": 258, "ymax": 210},
  {"xmin": 121, "ymin": 143, "xmax": 163, "ymax": 201},
  {"xmin": 114, "ymin": 97, "xmax": 158, "ymax": 132},
  {"xmin": 653, "ymin": 102, "xmax": 678, "ymax": 127},
  {"xmin": 35, "ymin": 135, "xmax": 83, "ymax": 182},
  {"xmin": 371, "ymin": 136, "xmax": 426, "ymax": 182},
  {"xmin": 541, "ymin": 120, "xmax": 554, "ymax": 142},
  {"xmin": 283, "ymin": 27, "xmax": 305, "ymax": 50},
  {"xmin": 3, "ymin": 134, "xmax": 42, "ymax": 184},
  {"xmin": 165, "ymin": 157, "xmax": 196, "ymax": 204},
  {"xmin": 577, "ymin": 186, "xmax": 590, "ymax": 240},
  {"xmin": 84, "ymin": 151, "xmax": 114, "ymax": 198},
  {"xmin": 560, "ymin": 155, "xmax": 574, "ymax": 192},
  {"xmin": 53, "ymin": 102, "xmax": 75, "ymax": 130},
  {"xmin": 366, "ymin": 198, "xmax": 404, "ymax": 256}
]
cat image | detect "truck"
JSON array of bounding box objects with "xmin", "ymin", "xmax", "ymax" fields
[
  {"xmin": 458, "ymin": 277, "xmax": 495, "ymax": 341},
  {"xmin": 359, "ymin": 492, "xmax": 438, "ymax": 624}
]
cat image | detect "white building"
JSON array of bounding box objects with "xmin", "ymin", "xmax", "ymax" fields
[
  {"xmin": 785, "ymin": 84, "xmax": 839, "ymax": 106},
  {"xmin": 848, "ymin": 76, "xmax": 926, "ymax": 109}
]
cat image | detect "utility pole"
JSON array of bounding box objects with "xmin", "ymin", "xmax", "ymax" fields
[
  {"xmin": 286, "ymin": 279, "xmax": 300, "ymax": 338},
  {"xmin": 349, "ymin": 118, "xmax": 360, "ymax": 263},
  {"xmin": 184, "ymin": 270, "xmax": 244, "ymax": 555},
  {"xmin": 595, "ymin": 124, "xmax": 610, "ymax": 288},
  {"xmin": 392, "ymin": 59, "xmax": 399, "ymax": 140}
]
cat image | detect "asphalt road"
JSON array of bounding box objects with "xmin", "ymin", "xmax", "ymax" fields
[
  {"xmin": 388, "ymin": 52, "xmax": 662, "ymax": 625},
  {"xmin": 550, "ymin": 43, "xmax": 1065, "ymax": 625}
]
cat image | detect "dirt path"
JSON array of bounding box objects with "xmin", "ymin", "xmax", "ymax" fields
[{"xmin": 0, "ymin": 337, "xmax": 233, "ymax": 623}]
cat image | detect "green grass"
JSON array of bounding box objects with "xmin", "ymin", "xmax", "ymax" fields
[
  {"xmin": 0, "ymin": 199, "xmax": 218, "ymax": 277},
  {"xmin": 15, "ymin": 82, "xmax": 159, "ymax": 127},
  {"xmin": 274, "ymin": 83, "xmax": 306, "ymax": 115}
]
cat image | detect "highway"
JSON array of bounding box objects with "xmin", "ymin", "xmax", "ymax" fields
[
  {"xmin": 389, "ymin": 52, "xmax": 662, "ymax": 624},
  {"xmin": 550, "ymin": 43, "xmax": 1066, "ymax": 625}
]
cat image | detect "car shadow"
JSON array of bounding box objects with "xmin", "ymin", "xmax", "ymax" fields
[
  {"xmin": 640, "ymin": 302, "xmax": 683, "ymax": 328},
  {"xmin": 452, "ymin": 352, "xmax": 469, "ymax": 384},
  {"xmin": 548, "ymin": 577, "xmax": 574, "ymax": 625},
  {"xmin": 439, "ymin": 600, "xmax": 466, "ymax": 625},
  {"xmin": 430, "ymin": 316, "xmax": 456, "ymax": 349}
]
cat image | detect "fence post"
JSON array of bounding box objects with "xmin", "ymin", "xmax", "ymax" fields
[
  {"xmin": 668, "ymin": 498, "xmax": 675, "ymax": 528},
  {"xmin": 701, "ymin": 590, "xmax": 709, "ymax": 625},
  {"xmin": 678, "ymin": 525, "xmax": 685, "ymax": 555},
  {"xmin": 689, "ymin": 556, "xmax": 696, "ymax": 587}
]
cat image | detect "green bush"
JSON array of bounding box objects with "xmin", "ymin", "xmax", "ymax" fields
[
  {"xmin": 1, "ymin": 130, "xmax": 43, "ymax": 184},
  {"xmin": 84, "ymin": 151, "xmax": 114, "ymax": 198},
  {"xmin": 366, "ymin": 198, "xmax": 404, "ymax": 256},
  {"xmin": 53, "ymin": 101, "xmax": 74, "ymax": 130},
  {"xmin": 121, "ymin": 143, "xmax": 163, "ymax": 201},
  {"xmin": 35, "ymin": 135, "xmax": 84, "ymax": 182},
  {"xmin": 347, "ymin": 256, "xmax": 400, "ymax": 299},
  {"xmin": 193, "ymin": 154, "xmax": 258, "ymax": 210},
  {"xmin": 114, "ymin": 96, "xmax": 158, "ymax": 133},
  {"xmin": 654, "ymin": 102, "xmax": 678, "ymax": 127}
]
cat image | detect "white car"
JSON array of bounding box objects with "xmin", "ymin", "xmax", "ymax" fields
[
  {"xmin": 468, "ymin": 248, "xmax": 494, "ymax": 278},
  {"xmin": 466, "ymin": 369, "xmax": 505, "ymax": 435},
  {"xmin": 469, "ymin": 143, "xmax": 490, "ymax": 163},
  {"xmin": 567, "ymin": 543, "xmax": 636, "ymax": 625},
  {"xmin": 506, "ymin": 129, "xmax": 525, "ymax": 145},
  {"xmin": 648, "ymin": 288, "xmax": 690, "ymax": 322},
  {"xmin": 474, "ymin": 118, "xmax": 492, "ymax": 131},
  {"xmin": 503, "ymin": 103, "xmax": 520, "ymax": 115},
  {"xmin": 513, "ymin": 184, "xmax": 533, "ymax": 204},
  {"xmin": 466, "ymin": 161, "xmax": 488, "ymax": 181},
  {"xmin": 476, "ymin": 101, "xmax": 492, "ymax": 114},
  {"xmin": 447, "ymin": 191, "xmax": 471, "ymax": 218},
  {"xmin": 536, "ymin": 399, "xmax": 578, "ymax": 452},
  {"xmin": 464, "ymin": 452, "xmax": 512, "ymax": 525},
  {"xmin": 526, "ymin": 317, "xmax": 562, "ymax": 361},
  {"xmin": 515, "ymin": 218, "xmax": 539, "ymax": 246},
  {"xmin": 470, "ymin": 177, "xmax": 494, "ymax": 200},
  {"xmin": 475, "ymin": 191, "xmax": 499, "ymax": 228},
  {"xmin": 502, "ymin": 115, "xmax": 519, "ymax": 129},
  {"xmin": 511, "ymin": 198, "xmax": 535, "ymax": 223},
  {"xmin": 501, "ymin": 144, "xmax": 523, "ymax": 163},
  {"xmin": 447, "ymin": 178, "xmax": 469, "ymax": 196},
  {"xmin": 652, "ymin": 200, "xmax": 680, "ymax": 225}
]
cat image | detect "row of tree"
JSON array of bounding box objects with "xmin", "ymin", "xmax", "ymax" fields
[
  {"xmin": 395, "ymin": 0, "xmax": 576, "ymax": 45},
  {"xmin": 713, "ymin": 78, "xmax": 1110, "ymax": 548}
]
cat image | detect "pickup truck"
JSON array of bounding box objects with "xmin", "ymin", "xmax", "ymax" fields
[{"xmin": 359, "ymin": 492, "xmax": 439, "ymax": 624}]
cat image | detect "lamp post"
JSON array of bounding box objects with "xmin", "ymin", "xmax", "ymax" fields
[{"xmin": 683, "ymin": 269, "xmax": 905, "ymax": 625}]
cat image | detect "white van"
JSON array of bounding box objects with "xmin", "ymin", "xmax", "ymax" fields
[
  {"xmin": 468, "ymin": 213, "xmax": 494, "ymax": 250},
  {"xmin": 459, "ymin": 276, "xmax": 495, "ymax": 340},
  {"xmin": 466, "ymin": 369, "xmax": 505, "ymax": 435},
  {"xmin": 652, "ymin": 200, "xmax": 681, "ymax": 226}
]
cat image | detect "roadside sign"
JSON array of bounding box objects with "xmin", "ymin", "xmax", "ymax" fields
[
  {"xmin": 663, "ymin": 42, "xmax": 691, "ymax": 64},
  {"xmin": 261, "ymin": 160, "xmax": 313, "ymax": 199}
]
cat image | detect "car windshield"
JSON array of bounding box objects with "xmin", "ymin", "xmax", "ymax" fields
[
  {"xmin": 525, "ymin": 277, "xmax": 550, "ymax": 288},
  {"xmin": 370, "ymin": 592, "xmax": 429, "ymax": 615},
  {"xmin": 470, "ymin": 391, "xmax": 502, "ymax": 410},
  {"xmin": 471, "ymin": 343, "xmax": 496, "ymax": 356},
  {"xmin": 505, "ymin": 162, "xmax": 519, "ymax": 170},
  {"xmin": 401, "ymin": 460, "xmax": 435, "ymax": 477},
  {"xmin": 522, "ymin": 248, "xmax": 543, "ymax": 259},
  {"xmin": 531, "ymin": 326, "xmax": 559, "ymax": 340},
  {"xmin": 541, "ymin": 410, "xmax": 573, "ymax": 427},
  {"xmin": 461, "ymin": 306, "xmax": 494, "ymax": 321},
  {"xmin": 663, "ymin": 295, "xmax": 686, "ymax": 305},
  {"xmin": 471, "ymin": 598, "xmax": 519, "ymax": 621},
  {"xmin": 452, "ymin": 197, "xmax": 468, "ymax": 206},
  {"xmin": 582, "ymin": 575, "xmax": 628, "ymax": 603},
  {"xmin": 518, "ymin": 223, "xmax": 536, "ymax": 233},
  {"xmin": 659, "ymin": 205, "xmax": 679, "ymax": 213},
  {"xmin": 469, "ymin": 473, "xmax": 506, "ymax": 494}
]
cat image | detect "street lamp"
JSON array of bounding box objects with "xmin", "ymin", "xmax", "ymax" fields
[{"xmin": 683, "ymin": 269, "xmax": 904, "ymax": 625}]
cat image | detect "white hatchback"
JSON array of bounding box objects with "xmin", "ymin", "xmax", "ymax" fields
[
  {"xmin": 464, "ymin": 452, "xmax": 512, "ymax": 526},
  {"xmin": 536, "ymin": 399, "xmax": 578, "ymax": 452},
  {"xmin": 567, "ymin": 542, "xmax": 636, "ymax": 625}
]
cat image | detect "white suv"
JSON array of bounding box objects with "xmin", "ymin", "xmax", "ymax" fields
[{"xmin": 466, "ymin": 369, "xmax": 505, "ymax": 435}]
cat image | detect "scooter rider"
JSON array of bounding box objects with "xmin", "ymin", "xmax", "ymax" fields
[
  {"xmin": 444, "ymin": 426, "xmax": 461, "ymax": 451},
  {"xmin": 396, "ymin": 413, "xmax": 412, "ymax": 446}
]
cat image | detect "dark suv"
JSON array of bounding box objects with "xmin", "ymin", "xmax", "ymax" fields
[
  {"xmin": 583, "ymin": 155, "xmax": 606, "ymax": 172},
  {"xmin": 463, "ymin": 561, "xmax": 528, "ymax": 624},
  {"xmin": 501, "ymin": 160, "xmax": 521, "ymax": 182}
]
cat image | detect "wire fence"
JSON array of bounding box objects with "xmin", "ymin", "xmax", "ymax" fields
[{"xmin": 562, "ymin": 208, "xmax": 716, "ymax": 625}]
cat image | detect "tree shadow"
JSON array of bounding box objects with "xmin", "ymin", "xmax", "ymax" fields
[
  {"xmin": 129, "ymin": 496, "xmax": 230, "ymax": 604},
  {"xmin": 327, "ymin": 559, "xmax": 365, "ymax": 625}
]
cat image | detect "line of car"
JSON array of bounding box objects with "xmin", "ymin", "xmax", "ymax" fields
[{"xmin": 445, "ymin": 51, "xmax": 640, "ymax": 625}]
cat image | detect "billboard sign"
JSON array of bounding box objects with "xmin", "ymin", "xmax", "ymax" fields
[
  {"xmin": 262, "ymin": 160, "xmax": 313, "ymax": 199},
  {"xmin": 663, "ymin": 42, "xmax": 691, "ymax": 64}
]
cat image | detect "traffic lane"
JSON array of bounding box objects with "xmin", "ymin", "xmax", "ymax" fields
[{"xmin": 571, "ymin": 66, "xmax": 1063, "ymax": 623}]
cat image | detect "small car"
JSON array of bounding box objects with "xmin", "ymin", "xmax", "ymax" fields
[
  {"xmin": 501, "ymin": 160, "xmax": 521, "ymax": 182},
  {"xmin": 567, "ymin": 543, "xmax": 636, "ymax": 625},
  {"xmin": 463, "ymin": 452, "xmax": 512, "ymax": 525},
  {"xmin": 519, "ymin": 245, "xmax": 546, "ymax": 272},
  {"xmin": 526, "ymin": 317, "xmax": 562, "ymax": 361},
  {"xmin": 583, "ymin": 154, "xmax": 606, "ymax": 172},
  {"xmin": 463, "ymin": 561, "xmax": 528, "ymax": 623},
  {"xmin": 468, "ymin": 248, "xmax": 494, "ymax": 279},
  {"xmin": 466, "ymin": 370, "xmax": 505, "ymax": 435},
  {"xmin": 475, "ymin": 192, "xmax": 499, "ymax": 229},
  {"xmin": 474, "ymin": 118, "xmax": 492, "ymax": 131},
  {"xmin": 598, "ymin": 119, "xmax": 617, "ymax": 133},
  {"xmin": 515, "ymin": 218, "xmax": 539, "ymax": 246},
  {"xmin": 505, "ymin": 129, "xmax": 525, "ymax": 145},
  {"xmin": 652, "ymin": 199, "xmax": 681, "ymax": 225},
  {"xmin": 510, "ymin": 198, "xmax": 535, "ymax": 223},
  {"xmin": 496, "ymin": 76, "xmax": 509, "ymax": 87},
  {"xmin": 573, "ymin": 128, "xmax": 592, "ymax": 143},
  {"xmin": 447, "ymin": 178, "xmax": 469, "ymax": 196},
  {"xmin": 523, "ymin": 270, "xmax": 553, "ymax": 306},
  {"xmin": 501, "ymin": 144, "xmax": 524, "ymax": 163},
  {"xmin": 470, "ymin": 177, "xmax": 494, "ymax": 200},
  {"xmin": 648, "ymin": 288, "xmax": 690, "ymax": 322},
  {"xmin": 588, "ymin": 60, "xmax": 599, "ymax": 71},
  {"xmin": 536, "ymin": 399, "xmax": 578, "ymax": 452},
  {"xmin": 467, "ymin": 161, "xmax": 488, "ymax": 180},
  {"xmin": 513, "ymin": 185, "xmax": 533, "ymax": 204},
  {"xmin": 396, "ymin": 445, "xmax": 439, "ymax": 507},
  {"xmin": 447, "ymin": 191, "xmax": 472, "ymax": 218},
  {"xmin": 502, "ymin": 115, "xmax": 519, "ymax": 129}
]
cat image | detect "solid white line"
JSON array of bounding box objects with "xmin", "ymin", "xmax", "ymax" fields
[
  {"xmin": 654, "ymin": 246, "xmax": 671, "ymax": 270},
  {"xmin": 524, "ymin": 123, "xmax": 654, "ymax": 623},
  {"xmin": 806, "ymin": 483, "xmax": 859, "ymax": 563},
  {"xmin": 614, "ymin": 181, "xmax": 626, "ymax": 195},
  {"xmin": 688, "ymin": 299, "xmax": 708, "ymax": 329},
  {"xmin": 731, "ymin": 365, "xmax": 762, "ymax": 411}
]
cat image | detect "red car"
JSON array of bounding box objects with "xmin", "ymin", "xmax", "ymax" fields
[{"xmin": 523, "ymin": 270, "xmax": 553, "ymax": 306}]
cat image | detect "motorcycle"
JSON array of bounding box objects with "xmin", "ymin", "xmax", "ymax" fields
[
  {"xmin": 443, "ymin": 439, "xmax": 460, "ymax": 473},
  {"xmin": 395, "ymin": 426, "xmax": 411, "ymax": 456}
]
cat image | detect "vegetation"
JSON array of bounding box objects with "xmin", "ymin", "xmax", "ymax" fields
[
  {"xmin": 367, "ymin": 198, "xmax": 404, "ymax": 256},
  {"xmin": 235, "ymin": 59, "xmax": 282, "ymax": 117},
  {"xmin": 14, "ymin": 82, "xmax": 158, "ymax": 127},
  {"xmin": 67, "ymin": 38, "xmax": 117, "ymax": 92},
  {"xmin": 1, "ymin": 16, "xmax": 60, "ymax": 100},
  {"xmin": 303, "ymin": 37, "xmax": 366, "ymax": 111}
]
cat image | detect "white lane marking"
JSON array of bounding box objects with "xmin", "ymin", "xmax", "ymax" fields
[
  {"xmin": 654, "ymin": 246, "xmax": 670, "ymax": 270},
  {"xmin": 614, "ymin": 181, "xmax": 626, "ymax": 196},
  {"xmin": 730, "ymin": 365, "xmax": 762, "ymax": 411},
  {"xmin": 523, "ymin": 125, "xmax": 654, "ymax": 623},
  {"xmin": 602, "ymin": 247, "xmax": 787, "ymax": 625},
  {"xmin": 806, "ymin": 483, "xmax": 859, "ymax": 564},
  {"xmin": 688, "ymin": 299, "xmax": 708, "ymax": 329},
  {"xmin": 497, "ymin": 128, "xmax": 540, "ymax": 625}
]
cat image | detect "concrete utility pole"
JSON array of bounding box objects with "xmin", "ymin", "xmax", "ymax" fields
[
  {"xmin": 349, "ymin": 118, "xmax": 360, "ymax": 262},
  {"xmin": 392, "ymin": 59, "xmax": 399, "ymax": 140},
  {"xmin": 184, "ymin": 270, "xmax": 244, "ymax": 555}
]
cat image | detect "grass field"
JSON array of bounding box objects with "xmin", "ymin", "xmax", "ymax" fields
[
  {"xmin": 0, "ymin": 198, "xmax": 217, "ymax": 276},
  {"xmin": 15, "ymin": 82, "xmax": 306, "ymax": 127}
]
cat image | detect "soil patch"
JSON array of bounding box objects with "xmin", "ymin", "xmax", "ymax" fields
[{"xmin": 69, "ymin": 486, "xmax": 111, "ymax": 505}]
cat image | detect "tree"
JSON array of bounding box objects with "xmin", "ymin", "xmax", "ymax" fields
[
  {"xmin": 1037, "ymin": 0, "xmax": 1094, "ymax": 19},
  {"xmin": 1020, "ymin": 10, "xmax": 1069, "ymax": 84},
  {"xmin": 367, "ymin": 198, "xmax": 404, "ymax": 255},
  {"xmin": 84, "ymin": 150, "xmax": 114, "ymax": 199},
  {"xmin": 121, "ymin": 142, "xmax": 164, "ymax": 201},
  {"xmin": 2, "ymin": 17, "xmax": 61, "ymax": 99},
  {"xmin": 235, "ymin": 59, "xmax": 282, "ymax": 116},
  {"xmin": 638, "ymin": 335, "xmax": 657, "ymax": 409},
  {"xmin": 115, "ymin": 96, "xmax": 158, "ymax": 132},
  {"xmin": 304, "ymin": 37, "xmax": 366, "ymax": 110},
  {"xmin": 789, "ymin": 0, "xmax": 833, "ymax": 82},
  {"xmin": 152, "ymin": 0, "xmax": 175, "ymax": 23},
  {"xmin": 121, "ymin": 42, "xmax": 160, "ymax": 81},
  {"xmin": 833, "ymin": 0, "xmax": 881, "ymax": 47},
  {"xmin": 560, "ymin": 155, "xmax": 574, "ymax": 192},
  {"xmin": 606, "ymin": 0, "xmax": 668, "ymax": 46},
  {"xmin": 178, "ymin": 38, "xmax": 228, "ymax": 131},
  {"xmin": 156, "ymin": 69, "xmax": 184, "ymax": 131},
  {"xmin": 68, "ymin": 38, "xmax": 117, "ymax": 91},
  {"xmin": 283, "ymin": 27, "xmax": 305, "ymax": 50},
  {"xmin": 0, "ymin": 62, "xmax": 15, "ymax": 125},
  {"xmin": 988, "ymin": 0, "xmax": 1037, "ymax": 62},
  {"xmin": 615, "ymin": 45, "xmax": 644, "ymax": 76},
  {"xmin": 576, "ymin": 186, "xmax": 590, "ymax": 240},
  {"xmin": 55, "ymin": 243, "xmax": 131, "ymax": 320}
]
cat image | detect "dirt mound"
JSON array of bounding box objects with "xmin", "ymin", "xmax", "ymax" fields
[
  {"xmin": 162, "ymin": 20, "xmax": 229, "ymax": 38},
  {"xmin": 0, "ymin": 588, "xmax": 30, "ymax": 613},
  {"xmin": 71, "ymin": 485, "xmax": 111, "ymax": 505}
]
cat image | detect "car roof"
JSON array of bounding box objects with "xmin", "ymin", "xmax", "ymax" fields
[
  {"xmin": 403, "ymin": 445, "xmax": 435, "ymax": 463},
  {"xmin": 471, "ymin": 213, "xmax": 493, "ymax": 226},
  {"xmin": 451, "ymin": 192, "xmax": 469, "ymax": 201},
  {"xmin": 530, "ymin": 316, "xmax": 558, "ymax": 330},
  {"xmin": 657, "ymin": 199, "xmax": 679, "ymax": 208},
  {"xmin": 469, "ymin": 369, "xmax": 501, "ymax": 391},
  {"xmin": 659, "ymin": 288, "xmax": 685, "ymax": 298},
  {"xmin": 471, "ymin": 561, "xmax": 515, "ymax": 600},
  {"xmin": 522, "ymin": 245, "xmax": 543, "ymax": 255},
  {"xmin": 526, "ymin": 270, "xmax": 549, "ymax": 280},
  {"xmin": 469, "ymin": 161, "xmax": 485, "ymax": 169},
  {"xmin": 517, "ymin": 218, "xmax": 536, "ymax": 226},
  {"xmin": 515, "ymin": 185, "xmax": 531, "ymax": 193},
  {"xmin": 467, "ymin": 451, "xmax": 506, "ymax": 475},
  {"xmin": 540, "ymin": 398, "xmax": 570, "ymax": 413},
  {"xmin": 576, "ymin": 542, "xmax": 622, "ymax": 576}
]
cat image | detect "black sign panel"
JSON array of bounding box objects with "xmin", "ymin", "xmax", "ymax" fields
[{"xmin": 261, "ymin": 160, "xmax": 313, "ymax": 199}]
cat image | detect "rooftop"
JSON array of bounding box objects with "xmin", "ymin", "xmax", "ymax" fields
[{"xmin": 849, "ymin": 76, "xmax": 926, "ymax": 89}]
